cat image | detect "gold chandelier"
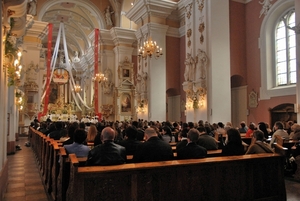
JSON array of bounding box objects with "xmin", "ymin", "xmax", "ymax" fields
[
  {"xmin": 138, "ymin": 37, "xmax": 163, "ymax": 59},
  {"xmin": 93, "ymin": 73, "xmax": 107, "ymax": 83},
  {"xmin": 73, "ymin": 84, "xmax": 82, "ymax": 93}
]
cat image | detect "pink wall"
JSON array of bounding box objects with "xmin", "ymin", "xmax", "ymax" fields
[
  {"xmin": 242, "ymin": 0, "xmax": 296, "ymax": 125},
  {"xmin": 230, "ymin": 1, "xmax": 247, "ymax": 86},
  {"xmin": 180, "ymin": 35, "xmax": 186, "ymax": 122},
  {"xmin": 166, "ymin": 36, "xmax": 181, "ymax": 96}
]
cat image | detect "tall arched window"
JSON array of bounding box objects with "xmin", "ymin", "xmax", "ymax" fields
[
  {"xmin": 275, "ymin": 9, "xmax": 296, "ymax": 86},
  {"xmin": 260, "ymin": 0, "xmax": 295, "ymax": 100}
]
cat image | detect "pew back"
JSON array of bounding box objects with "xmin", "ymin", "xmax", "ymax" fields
[{"xmin": 67, "ymin": 153, "xmax": 286, "ymax": 201}]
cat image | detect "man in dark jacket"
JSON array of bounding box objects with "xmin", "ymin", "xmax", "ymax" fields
[
  {"xmin": 117, "ymin": 126, "xmax": 142, "ymax": 155},
  {"xmin": 86, "ymin": 127, "xmax": 126, "ymax": 166},
  {"xmin": 177, "ymin": 128, "xmax": 207, "ymax": 159},
  {"xmin": 133, "ymin": 127, "xmax": 173, "ymax": 162}
]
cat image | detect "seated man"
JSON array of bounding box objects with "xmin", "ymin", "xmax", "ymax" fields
[
  {"xmin": 86, "ymin": 127, "xmax": 126, "ymax": 166},
  {"xmin": 133, "ymin": 127, "xmax": 173, "ymax": 162},
  {"xmin": 197, "ymin": 126, "xmax": 218, "ymax": 150},
  {"xmin": 270, "ymin": 121, "xmax": 289, "ymax": 145},
  {"xmin": 176, "ymin": 128, "xmax": 189, "ymax": 152},
  {"xmin": 246, "ymin": 130, "xmax": 274, "ymax": 154},
  {"xmin": 64, "ymin": 129, "xmax": 90, "ymax": 157},
  {"xmin": 177, "ymin": 128, "xmax": 207, "ymax": 159},
  {"xmin": 117, "ymin": 126, "xmax": 142, "ymax": 155}
]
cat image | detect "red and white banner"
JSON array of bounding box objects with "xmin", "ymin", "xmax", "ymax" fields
[{"xmin": 38, "ymin": 23, "xmax": 52, "ymax": 121}]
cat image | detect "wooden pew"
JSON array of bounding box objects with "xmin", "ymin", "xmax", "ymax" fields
[
  {"xmin": 66, "ymin": 153, "xmax": 286, "ymax": 201},
  {"xmin": 57, "ymin": 147, "xmax": 87, "ymax": 201}
]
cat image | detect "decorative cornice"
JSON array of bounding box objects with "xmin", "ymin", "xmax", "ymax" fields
[
  {"xmin": 166, "ymin": 27, "xmax": 180, "ymax": 38},
  {"xmin": 126, "ymin": 0, "xmax": 178, "ymax": 25},
  {"xmin": 110, "ymin": 27, "xmax": 137, "ymax": 46},
  {"xmin": 25, "ymin": 19, "xmax": 49, "ymax": 40}
]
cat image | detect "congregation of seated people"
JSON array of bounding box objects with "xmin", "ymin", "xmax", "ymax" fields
[{"xmin": 30, "ymin": 117, "xmax": 300, "ymax": 178}]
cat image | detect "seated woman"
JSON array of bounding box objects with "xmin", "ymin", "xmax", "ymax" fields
[
  {"xmin": 222, "ymin": 128, "xmax": 245, "ymax": 156},
  {"xmin": 246, "ymin": 130, "xmax": 274, "ymax": 154},
  {"xmin": 64, "ymin": 129, "xmax": 90, "ymax": 157},
  {"xmin": 245, "ymin": 123, "xmax": 256, "ymax": 137},
  {"xmin": 162, "ymin": 126, "xmax": 173, "ymax": 143},
  {"xmin": 86, "ymin": 124, "xmax": 98, "ymax": 148}
]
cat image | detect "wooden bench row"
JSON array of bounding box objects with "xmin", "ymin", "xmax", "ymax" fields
[{"xmin": 29, "ymin": 127, "xmax": 287, "ymax": 201}]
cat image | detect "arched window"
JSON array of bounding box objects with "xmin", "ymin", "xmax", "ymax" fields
[
  {"xmin": 260, "ymin": 0, "xmax": 295, "ymax": 100},
  {"xmin": 275, "ymin": 9, "xmax": 296, "ymax": 86}
]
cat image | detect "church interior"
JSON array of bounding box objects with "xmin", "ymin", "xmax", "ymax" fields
[{"xmin": 1, "ymin": 0, "xmax": 300, "ymax": 200}]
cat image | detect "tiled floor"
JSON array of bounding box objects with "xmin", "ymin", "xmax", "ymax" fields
[
  {"xmin": 3, "ymin": 137, "xmax": 51, "ymax": 201},
  {"xmin": 3, "ymin": 137, "xmax": 300, "ymax": 201}
]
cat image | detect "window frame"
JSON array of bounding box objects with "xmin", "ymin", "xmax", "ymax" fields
[
  {"xmin": 260, "ymin": 0, "xmax": 295, "ymax": 100},
  {"xmin": 274, "ymin": 9, "xmax": 296, "ymax": 87}
]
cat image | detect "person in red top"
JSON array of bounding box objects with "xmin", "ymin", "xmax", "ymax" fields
[{"xmin": 245, "ymin": 123, "xmax": 256, "ymax": 137}]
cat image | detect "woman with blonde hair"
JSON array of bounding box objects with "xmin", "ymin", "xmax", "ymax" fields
[{"xmin": 87, "ymin": 124, "xmax": 98, "ymax": 143}]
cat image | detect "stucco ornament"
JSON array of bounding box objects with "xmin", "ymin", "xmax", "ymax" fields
[{"xmin": 259, "ymin": 0, "xmax": 273, "ymax": 18}]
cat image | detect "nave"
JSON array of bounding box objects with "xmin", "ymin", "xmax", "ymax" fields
[{"xmin": 2, "ymin": 137, "xmax": 300, "ymax": 201}]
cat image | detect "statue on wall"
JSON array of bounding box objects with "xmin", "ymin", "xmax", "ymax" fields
[
  {"xmin": 195, "ymin": 49, "xmax": 208, "ymax": 88},
  {"xmin": 73, "ymin": 51, "xmax": 80, "ymax": 63},
  {"xmin": 103, "ymin": 68, "xmax": 114, "ymax": 94},
  {"xmin": 27, "ymin": 0, "xmax": 37, "ymax": 16},
  {"xmin": 259, "ymin": 0, "xmax": 273, "ymax": 18},
  {"xmin": 141, "ymin": 72, "xmax": 148, "ymax": 93},
  {"xmin": 136, "ymin": 73, "xmax": 142, "ymax": 93},
  {"xmin": 184, "ymin": 53, "xmax": 195, "ymax": 82},
  {"xmin": 104, "ymin": 6, "xmax": 114, "ymax": 27}
]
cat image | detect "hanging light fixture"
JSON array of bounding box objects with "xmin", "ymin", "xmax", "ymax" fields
[
  {"xmin": 138, "ymin": 36, "xmax": 163, "ymax": 59},
  {"xmin": 93, "ymin": 73, "xmax": 107, "ymax": 83}
]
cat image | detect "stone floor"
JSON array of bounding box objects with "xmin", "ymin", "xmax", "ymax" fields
[
  {"xmin": 2, "ymin": 137, "xmax": 300, "ymax": 201},
  {"xmin": 3, "ymin": 137, "xmax": 51, "ymax": 201}
]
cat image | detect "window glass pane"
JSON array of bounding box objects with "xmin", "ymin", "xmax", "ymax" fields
[
  {"xmin": 289, "ymin": 35, "xmax": 296, "ymax": 47},
  {"xmin": 288, "ymin": 13, "xmax": 295, "ymax": 27},
  {"xmin": 290, "ymin": 71, "xmax": 296, "ymax": 84},
  {"xmin": 277, "ymin": 74, "xmax": 287, "ymax": 85},
  {"xmin": 276, "ymin": 50, "xmax": 286, "ymax": 62},
  {"xmin": 276, "ymin": 38, "xmax": 286, "ymax": 51},
  {"xmin": 289, "ymin": 47, "xmax": 296, "ymax": 59},
  {"xmin": 277, "ymin": 62, "xmax": 287, "ymax": 74},
  {"xmin": 289, "ymin": 59, "xmax": 296, "ymax": 71},
  {"xmin": 276, "ymin": 25, "xmax": 286, "ymax": 39}
]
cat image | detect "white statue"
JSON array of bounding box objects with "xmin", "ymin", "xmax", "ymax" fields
[
  {"xmin": 27, "ymin": 0, "xmax": 37, "ymax": 16},
  {"xmin": 259, "ymin": 0, "xmax": 273, "ymax": 18},
  {"xmin": 195, "ymin": 49, "xmax": 208, "ymax": 81},
  {"xmin": 73, "ymin": 51, "xmax": 80, "ymax": 63},
  {"xmin": 103, "ymin": 69, "xmax": 114, "ymax": 94},
  {"xmin": 105, "ymin": 6, "xmax": 114, "ymax": 27},
  {"xmin": 141, "ymin": 72, "xmax": 148, "ymax": 93},
  {"xmin": 136, "ymin": 73, "xmax": 142, "ymax": 93},
  {"xmin": 184, "ymin": 53, "xmax": 195, "ymax": 82}
]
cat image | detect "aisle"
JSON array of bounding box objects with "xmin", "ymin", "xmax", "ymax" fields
[{"xmin": 3, "ymin": 137, "xmax": 51, "ymax": 201}]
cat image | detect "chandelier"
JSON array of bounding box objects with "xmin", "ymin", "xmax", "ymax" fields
[
  {"xmin": 138, "ymin": 37, "xmax": 163, "ymax": 59},
  {"xmin": 73, "ymin": 84, "xmax": 82, "ymax": 93},
  {"xmin": 93, "ymin": 73, "xmax": 107, "ymax": 83}
]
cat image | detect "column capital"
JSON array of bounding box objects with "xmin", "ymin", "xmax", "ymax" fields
[
  {"xmin": 136, "ymin": 23, "xmax": 169, "ymax": 39},
  {"xmin": 126, "ymin": 0, "xmax": 177, "ymax": 27},
  {"xmin": 110, "ymin": 27, "xmax": 136, "ymax": 46}
]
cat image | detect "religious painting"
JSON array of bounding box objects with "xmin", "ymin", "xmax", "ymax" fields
[
  {"xmin": 121, "ymin": 93, "xmax": 131, "ymax": 113},
  {"xmin": 123, "ymin": 69, "xmax": 130, "ymax": 78},
  {"xmin": 53, "ymin": 68, "xmax": 69, "ymax": 84},
  {"xmin": 49, "ymin": 83, "xmax": 58, "ymax": 104}
]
